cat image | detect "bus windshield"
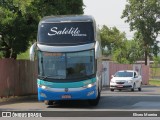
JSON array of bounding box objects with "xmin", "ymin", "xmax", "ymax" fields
[{"xmin": 38, "ymin": 50, "xmax": 95, "ymax": 80}]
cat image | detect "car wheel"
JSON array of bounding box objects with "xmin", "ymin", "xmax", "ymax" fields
[
  {"xmin": 138, "ymin": 82, "xmax": 142, "ymax": 91},
  {"xmin": 131, "ymin": 83, "xmax": 135, "ymax": 92},
  {"xmin": 44, "ymin": 100, "xmax": 54, "ymax": 105},
  {"xmin": 110, "ymin": 89, "xmax": 114, "ymax": 92},
  {"xmin": 88, "ymin": 88, "xmax": 100, "ymax": 106}
]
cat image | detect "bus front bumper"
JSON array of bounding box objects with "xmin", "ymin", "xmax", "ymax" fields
[{"xmin": 38, "ymin": 85, "xmax": 97, "ymax": 101}]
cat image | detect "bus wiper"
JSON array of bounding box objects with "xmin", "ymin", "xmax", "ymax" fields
[
  {"xmin": 42, "ymin": 76, "xmax": 48, "ymax": 79},
  {"xmin": 40, "ymin": 75, "xmax": 52, "ymax": 80},
  {"xmin": 85, "ymin": 76, "xmax": 92, "ymax": 80}
]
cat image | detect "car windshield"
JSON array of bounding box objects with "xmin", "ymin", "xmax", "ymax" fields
[
  {"xmin": 38, "ymin": 50, "xmax": 95, "ymax": 80},
  {"xmin": 114, "ymin": 71, "xmax": 133, "ymax": 77}
]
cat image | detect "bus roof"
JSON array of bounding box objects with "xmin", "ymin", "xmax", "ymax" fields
[{"xmin": 40, "ymin": 15, "xmax": 95, "ymax": 23}]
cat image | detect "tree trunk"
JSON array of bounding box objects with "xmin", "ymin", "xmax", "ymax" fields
[
  {"xmin": 4, "ymin": 49, "xmax": 11, "ymax": 58},
  {"xmin": 144, "ymin": 48, "xmax": 148, "ymax": 65},
  {"xmin": 11, "ymin": 53, "xmax": 17, "ymax": 59}
]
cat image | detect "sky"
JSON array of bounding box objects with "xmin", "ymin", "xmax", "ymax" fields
[{"xmin": 83, "ymin": 0, "xmax": 135, "ymax": 40}]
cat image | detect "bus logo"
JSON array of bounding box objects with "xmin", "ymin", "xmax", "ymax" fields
[
  {"xmin": 64, "ymin": 88, "xmax": 69, "ymax": 92},
  {"xmin": 48, "ymin": 27, "xmax": 87, "ymax": 37}
]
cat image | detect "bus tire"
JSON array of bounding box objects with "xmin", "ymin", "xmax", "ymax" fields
[
  {"xmin": 88, "ymin": 89, "xmax": 100, "ymax": 106},
  {"xmin": 44, "ymin": 100, "xmax": 53, "ymax": 105},
  {"xmin": 110, "ymin": 89, "xmax": 114, "ymax": 92}
]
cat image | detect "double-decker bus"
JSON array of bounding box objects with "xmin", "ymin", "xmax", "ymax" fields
[{"xmin": 30, "ymin": 15, "xmax": 102, "ymax": 106}]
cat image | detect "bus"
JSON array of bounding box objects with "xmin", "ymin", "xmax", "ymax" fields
[{"xmin": 30, "ymin": 15, "xmax": 102, "ymax": 106}]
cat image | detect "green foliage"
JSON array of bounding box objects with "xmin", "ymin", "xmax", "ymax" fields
[
  {"xmin": 0, "ymin": 0, "xmax": 31, "ymax": 58},
  {"xmin": 17, "ymin": 49, "xmax": 29, "ymax": 60},
  {"xmin": 0, "ymin": 0, "xmax": 84, "ymax": 59},
  {"xmin": 30, "ymin": 0, "xmax": 84, "ymax": 16},
  {"xmin": 113, "ymin": 48, "xmax": 130, "ymax": 64},
  {"xmin": 100, "ymin": 25, "xmax": 143, "ymax": 64},
  {"xmin": 152, "ymin": 56, "xmax": 160, "ymax": 77},
  {"xmin": 113, "ymin": 40, "xmax": 143, "ymax": 64},
  {"xmin": 153, "ymin": 56, "xmax": 160, "ymax": 67},
  {"xmin": 122, "ymin": 0, "xmax": 160, "ymax": 65},
  {"xmin": 100, "ymin": 25, "xmax": 127, "ymax": 56},
  {"xmin": 0, "ymin": 52, "xmax": 2, "ymax": 58}
]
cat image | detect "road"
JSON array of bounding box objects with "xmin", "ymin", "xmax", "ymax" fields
[{"xmin": 0, "ymin": 86, "xmax": 160, "ymax": 118}]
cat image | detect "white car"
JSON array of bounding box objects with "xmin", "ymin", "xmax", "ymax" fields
[{"xmin": 110, "ymin": 70, "xmax": 142, "ymax": 92}]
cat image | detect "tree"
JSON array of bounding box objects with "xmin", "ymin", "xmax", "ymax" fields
[
  {"xmin": 100, "ymin": 25, "xmax": 143, "ymax": 64},
  {"xmin": 0, "ymin": 0, "xmax": 31, "ymax": 58},
  {"xmin": 113, "ymin": 40, "xmax": 143, "ymax": 64},
  {"xmin": 0, "ymin": 0, "xmax": 84, "ymax": 59},
  {"xmin": 100, "ymin": 25, "xmax": 126, "ymax": 56},
  {"xmin": 121, "ymin": 0, "xmax": 160, "ymax": 65}
]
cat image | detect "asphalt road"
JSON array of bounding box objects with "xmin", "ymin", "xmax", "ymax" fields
[
  {"xmin": 0, "ymin": 85, "xmax": 160, "ymax": 119},
  {"xmin": 0, "ymin": 86, "xmax": 160, "ymax": 110}
]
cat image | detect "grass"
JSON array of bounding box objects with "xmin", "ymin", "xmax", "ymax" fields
[
  {"xmin": 149, "ymin": 79, "xmax": 160, "ymax": 86},
  {"xmin": 150, "ymin": 68, "xmax": 160, "ymax": 76},
  {"xmin": 17, "ymin": 49, "xmax": 30, "ymax": 60}
]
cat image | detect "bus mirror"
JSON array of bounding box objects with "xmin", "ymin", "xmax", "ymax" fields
[
  {"xmin": 29, "ymin": 43, "xmax": 36, "ymax": 61},
  {"xmin": 95, "ymin": 42, "xmax": 101, "ymax": 59}
]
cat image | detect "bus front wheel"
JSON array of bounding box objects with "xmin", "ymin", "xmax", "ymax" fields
[
  {"xmin": 88, "ymin": 89, "xmax": 100, "ymax": 106},
  {"xmin": 44, "ymin": 100, "xmax": 54, "ymax": 105}
]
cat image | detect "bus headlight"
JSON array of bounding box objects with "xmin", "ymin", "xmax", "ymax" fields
[
  {"xmin": 88, "ymin": 84, "xmax": 93, "ymax": 88},
  {"xmin": 83, "ymin": 82, "xmax": 96, "ymax": 88},
  {"xmin": 38, "ymin": 84, "xmax": 48, "ymax": 89},
  {"xmin": 42, "ymin": 85, "xmax": 47, "ymax": 89}
]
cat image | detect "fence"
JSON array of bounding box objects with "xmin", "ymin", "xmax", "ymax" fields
[
  {"xmin": 0, "ymin": 59, "xmax": 150, "ymax": 98},
  {"xmin": 0, "ymin": 59, "xmax": 37, "ymax": 98},
  {"xmin": 102, "ymin": 62, "xmax": 150, "ymax": 86},
  {"xmin": 150, "ymin": 67, "xmax": 160, "ymax": 80}
]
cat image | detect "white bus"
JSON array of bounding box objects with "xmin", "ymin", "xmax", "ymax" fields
[{"xmin": 30, "ymin": 15, "xmax": 102, "ymax": 106}]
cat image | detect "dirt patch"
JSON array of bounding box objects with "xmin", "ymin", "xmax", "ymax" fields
[{"xmin": 0, "ymin": 95, "xmax": 38, "ymax": 105}]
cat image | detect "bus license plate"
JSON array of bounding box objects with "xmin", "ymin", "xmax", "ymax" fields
[{"xmin": 62, "ymin": 95, "xmax": 71, "ymax": 99}]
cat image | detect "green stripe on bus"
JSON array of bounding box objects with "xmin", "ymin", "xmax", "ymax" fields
[{"xmin": 37, "ymin": 78, "xmax": 96, "ymax": 88}]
